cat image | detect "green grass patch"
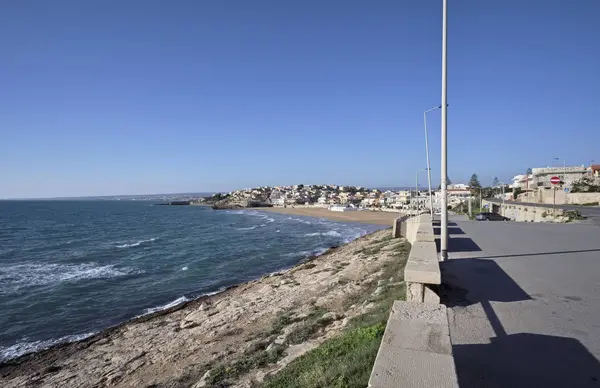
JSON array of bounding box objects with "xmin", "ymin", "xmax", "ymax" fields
[
  {"xmin": 270, "ymin": 312, "xmax": 294, "ymax": 335},
  {"xmin": 262, "ymin": 324, "xmax": 386, "ymax": 388},
  {"xmin": 207, "ymin": 344, "xmax": 286, "ymax": 387},
  {"xmin": 347, "ymin": 281, "xmax": 405, "ymax": 330},
  {"xmin": 261, "ymin": 238, "xmax": 410, "ymax": 388},
  {"xmin": 286, "ymin": 307, "xmax": 331, "ymax": 345}
]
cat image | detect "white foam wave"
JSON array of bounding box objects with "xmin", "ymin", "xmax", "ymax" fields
[
  {"xmin": 228, "ymin": 210, "xmax": 275, "ymax": 223},
  {"xmin": 139, "ymin": 288, "xmax": 227, "ymax": 317},
  {"xmin": 181, "ymin": 266, "xmax": 188, "ymax": 271},
  {"xmin": 0, "ymin": 263, "xmax": 141, "ymax": 294},
  {"xmin": 303, "ymin": 230, "xmax": 342, "ymax": 237},
  {"xmin": 116, "ymin": 238, "xmax": 157, "ymax": 249},
  {"xmin": 143, "ymin": 296, "xmax": 190, "ymax": 315},
  {"xmin": 283, "ymin": 247, "xmax": 329, "ymax": 258},
  {"xmin": 287, "ymin": 217, "xmax": 312, "ymax": 224},
  {"xmin": 235, "ymin": 226, "xmax": 258, "ymax": 231},
  {"xmin": 0, "ymin": 332, "xmax": 95, "ymax": 362}
]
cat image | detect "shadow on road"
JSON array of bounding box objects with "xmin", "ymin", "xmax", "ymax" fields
[
  {"xmin": 441, "ymin": 259, "xmax": 600, "ymax": 387},
  {"xmin": 433, "ymin": 227, "xmax": 465, "ymax": 235},
  {"xmin": 433, "ymin": 225, "xmax": 480, "ymax": 252},
  {"xmin": 435, "ymin": 236, "xmax": 482, "ymax": 253},
  {"xmin": 433, "ymin": 220, "xmax": 457, "ymax": 227},
  {"xmin": 453, "ymin": 333, "xmax": 600, "ymax": 387},
  {"xmin": 463, "ymin": 248, "xmax": 600, "ymax": 260}
]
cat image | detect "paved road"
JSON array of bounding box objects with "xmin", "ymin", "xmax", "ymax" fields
[
  {"xmin": 487, "ymin": 198, "xmax": 600, "ymax": 225},
  {"xmin": 440, "ymin": 216, "xmax": 600, "ymax": 387}
]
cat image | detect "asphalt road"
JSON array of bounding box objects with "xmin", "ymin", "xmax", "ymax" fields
[{"xmin": 440, "ymin": 216, "xmax": 600, "ymax": 387}]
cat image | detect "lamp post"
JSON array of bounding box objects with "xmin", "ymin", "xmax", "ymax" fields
[
  {"xmin": 440, "ymin": 0, "xmax": 449, "ymax": 261},
  {"xmin": 424, "ymin": 105, "xmax": 441, "ymax": 218},
  {"xmin": 415, "ymin": 168, "xmax": 428, "ymax": 216}
]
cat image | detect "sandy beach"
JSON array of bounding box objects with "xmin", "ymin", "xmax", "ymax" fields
[
  {"xmin": 258, "ymin": 207, "xmax": 401, "ymax": 226},
  {"xmin": 0, "ymin": 229, "xmax": 409, "ymax": 388}
]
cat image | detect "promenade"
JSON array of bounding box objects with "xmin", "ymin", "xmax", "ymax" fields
[{"xmin": 440, "ymin": 215, "xmax": 600, "ymax": 387}]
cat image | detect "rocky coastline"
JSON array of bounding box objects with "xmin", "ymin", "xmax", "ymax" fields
[
  {"xmin": 211, "ymin": 198, "xmax": 272, "ymax": 210},
  {"xmin": 0, "ymin": 228, "xmax": 408, "ymax": 388}
]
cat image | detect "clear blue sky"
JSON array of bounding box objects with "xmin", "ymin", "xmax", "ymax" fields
[{"xmin": 1, "ymin": 0, "xmax": 599, "ymax": 198}]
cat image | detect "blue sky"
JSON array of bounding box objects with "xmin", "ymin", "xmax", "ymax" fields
[{"xmin": 1, "ymin": 0, "xmax": 599, "ymax": 198}]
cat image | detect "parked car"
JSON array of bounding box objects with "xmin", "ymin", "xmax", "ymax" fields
[{"xmin": 475, "ymin": 212, "xmax": 510, "ymax": 221}]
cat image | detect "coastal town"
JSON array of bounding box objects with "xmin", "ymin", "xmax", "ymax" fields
[{"xmin": 201, "ymin": 162, "xmax": 600, "ymax": 211}]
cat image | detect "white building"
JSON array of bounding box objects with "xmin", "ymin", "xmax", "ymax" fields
[
  {"xmin": 448, "ymin": 183, "xmax": 469, "ymax": 190},
  {"xmin": 329, "ymin": 204, "xmax": 357, "ymax": 212},
  {"xmin": 531, "ymin": 166, "xmax": 589, "ymax": 189},
  {"xmin": 510, "ymin": 174, "xmax": 533, "ymax": 190}
]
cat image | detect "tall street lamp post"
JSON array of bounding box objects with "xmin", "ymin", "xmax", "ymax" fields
[
  {"xmin": 440, "ymin": 0, "xmax": 449, "ymax": 261},
  {"xmin": 424, "ymin": 105, "xmax": 441, "ymax": 218}
]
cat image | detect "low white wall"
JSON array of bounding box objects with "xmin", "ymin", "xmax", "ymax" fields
[
  {"xmin": 403, "ymin": 214, "xmax": 441, "ymax": 304},
  {"xmin": 520, "ymin": 191, "xmax": 600, "ymax": 205}
]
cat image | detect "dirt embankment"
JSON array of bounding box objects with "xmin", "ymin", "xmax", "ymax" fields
[{"xmin": 0, "ymin": 229, "xmax": 409, "ymax": 388}]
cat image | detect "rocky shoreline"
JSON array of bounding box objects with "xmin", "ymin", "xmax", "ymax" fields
[{"xmin": 0, "ymin": 228, "xmax": 408, "ymax": 388}]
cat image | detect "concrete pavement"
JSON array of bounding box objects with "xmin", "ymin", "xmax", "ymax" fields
[{"xmin": 439, "ymin": 216, "xmax": 600, "ymax": 387}]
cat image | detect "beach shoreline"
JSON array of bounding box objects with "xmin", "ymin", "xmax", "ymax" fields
[
  {"xmin": 0, "ymin": 226, "xmax": 408, "ymax": 388},
  {"xmin": 256, "ymin": 206, "xmax": 400, "ymax": 226}
]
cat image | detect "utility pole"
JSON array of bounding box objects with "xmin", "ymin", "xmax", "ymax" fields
[
  {"xmin": 440, "ymin": 0, "xmax": 449, "ymax": 261},
  {"xmin": 415, "ymin": 171, "xmax": 419, "ymax": 216},
  {"xmin": 424, "ymin": 106, "xmax": 440, "ymax": 219}
]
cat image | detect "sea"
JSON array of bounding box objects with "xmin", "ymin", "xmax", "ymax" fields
[{"xmin": 0, "ymin": 200, "xmax": 383, "ymax": 362}]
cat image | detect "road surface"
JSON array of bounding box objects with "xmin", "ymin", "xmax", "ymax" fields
[{"xmin": 440, "ymin": 216, "xmax": 600, "ymax": 387}]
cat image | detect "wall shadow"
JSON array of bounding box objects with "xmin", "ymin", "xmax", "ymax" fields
[
  {"xmin": 441, "ymin": 259, "xmax": 530, "ymax": 307},
  {"xmin": 453, "ymin": 333, "xmax": 600, "ymax": 388},
  {"xmin": 464, "ymin": 248, "xmax": 600, "ymax": 260},
  {"xmin": 435, "ymin": 236, "xmax": 482, "ymax": 253},
  {"xmin": 441, "ymin": 259, "xmax": 600, "ymax": 387},
  {"xmin": 433, "ymin": 220, "xmax": 457, "ymax": 227},
  {"xmin": 434, "ymin": 226, "xmax": 465, "ymax": 235}
]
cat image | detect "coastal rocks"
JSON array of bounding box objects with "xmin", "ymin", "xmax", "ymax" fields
[
  {"xmin": 320, "ymin": 311, "xmax": 343, "ymax": 322},
  {"xmin": 192, "ymin": 370, "xmax": 211, "ymax": 388},
  {"xmin": 212, "ymin": 199, "xmax": 272, "ymax": 210},
  {"xmin": 180, "ymin": 312, "xmax": 202, "ymax": 329},
  {"xmin": 180, "ymin": 305, "xmax": 245, "ymax": 332}
]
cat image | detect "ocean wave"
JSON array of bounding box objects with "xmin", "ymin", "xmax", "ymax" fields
[
  {"xmin": 181, "ymin": 266, "xmax": 188, "ymax": 271},
  {"xmin": 228, "ymin": 210, "xmax": 275, "ymax": 223},
  {"xmin": 0, "ymin": 263, "xmax": 141, "ymax": 294},
  {"xmin": 140, "ymin": 288, "xmax": 226, "ymax": 316},
  {"xmin": 234, "ymin": 226, "xmax": 258, "ymax": 231},
  {"xmin": 287, "ymin": 217, "xmax": 312, "ymax": 225},
  {"xmin": 0, "ymin": 332, "xmax": 95, "ymax": 363},
  {"xmin": 116, "ymin": 238, "xmax": 157, "ymax": 249},
  {"xmin": 303, "ymin": 230, "xmax": 342, "ymax": 237},
  {"xmin": 283, "ymin": 247, "xmax": 329, "ymax": 258},
  {"xmin": 142, "ymin": 296, "xmax": 190, "ymax": 315}
]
